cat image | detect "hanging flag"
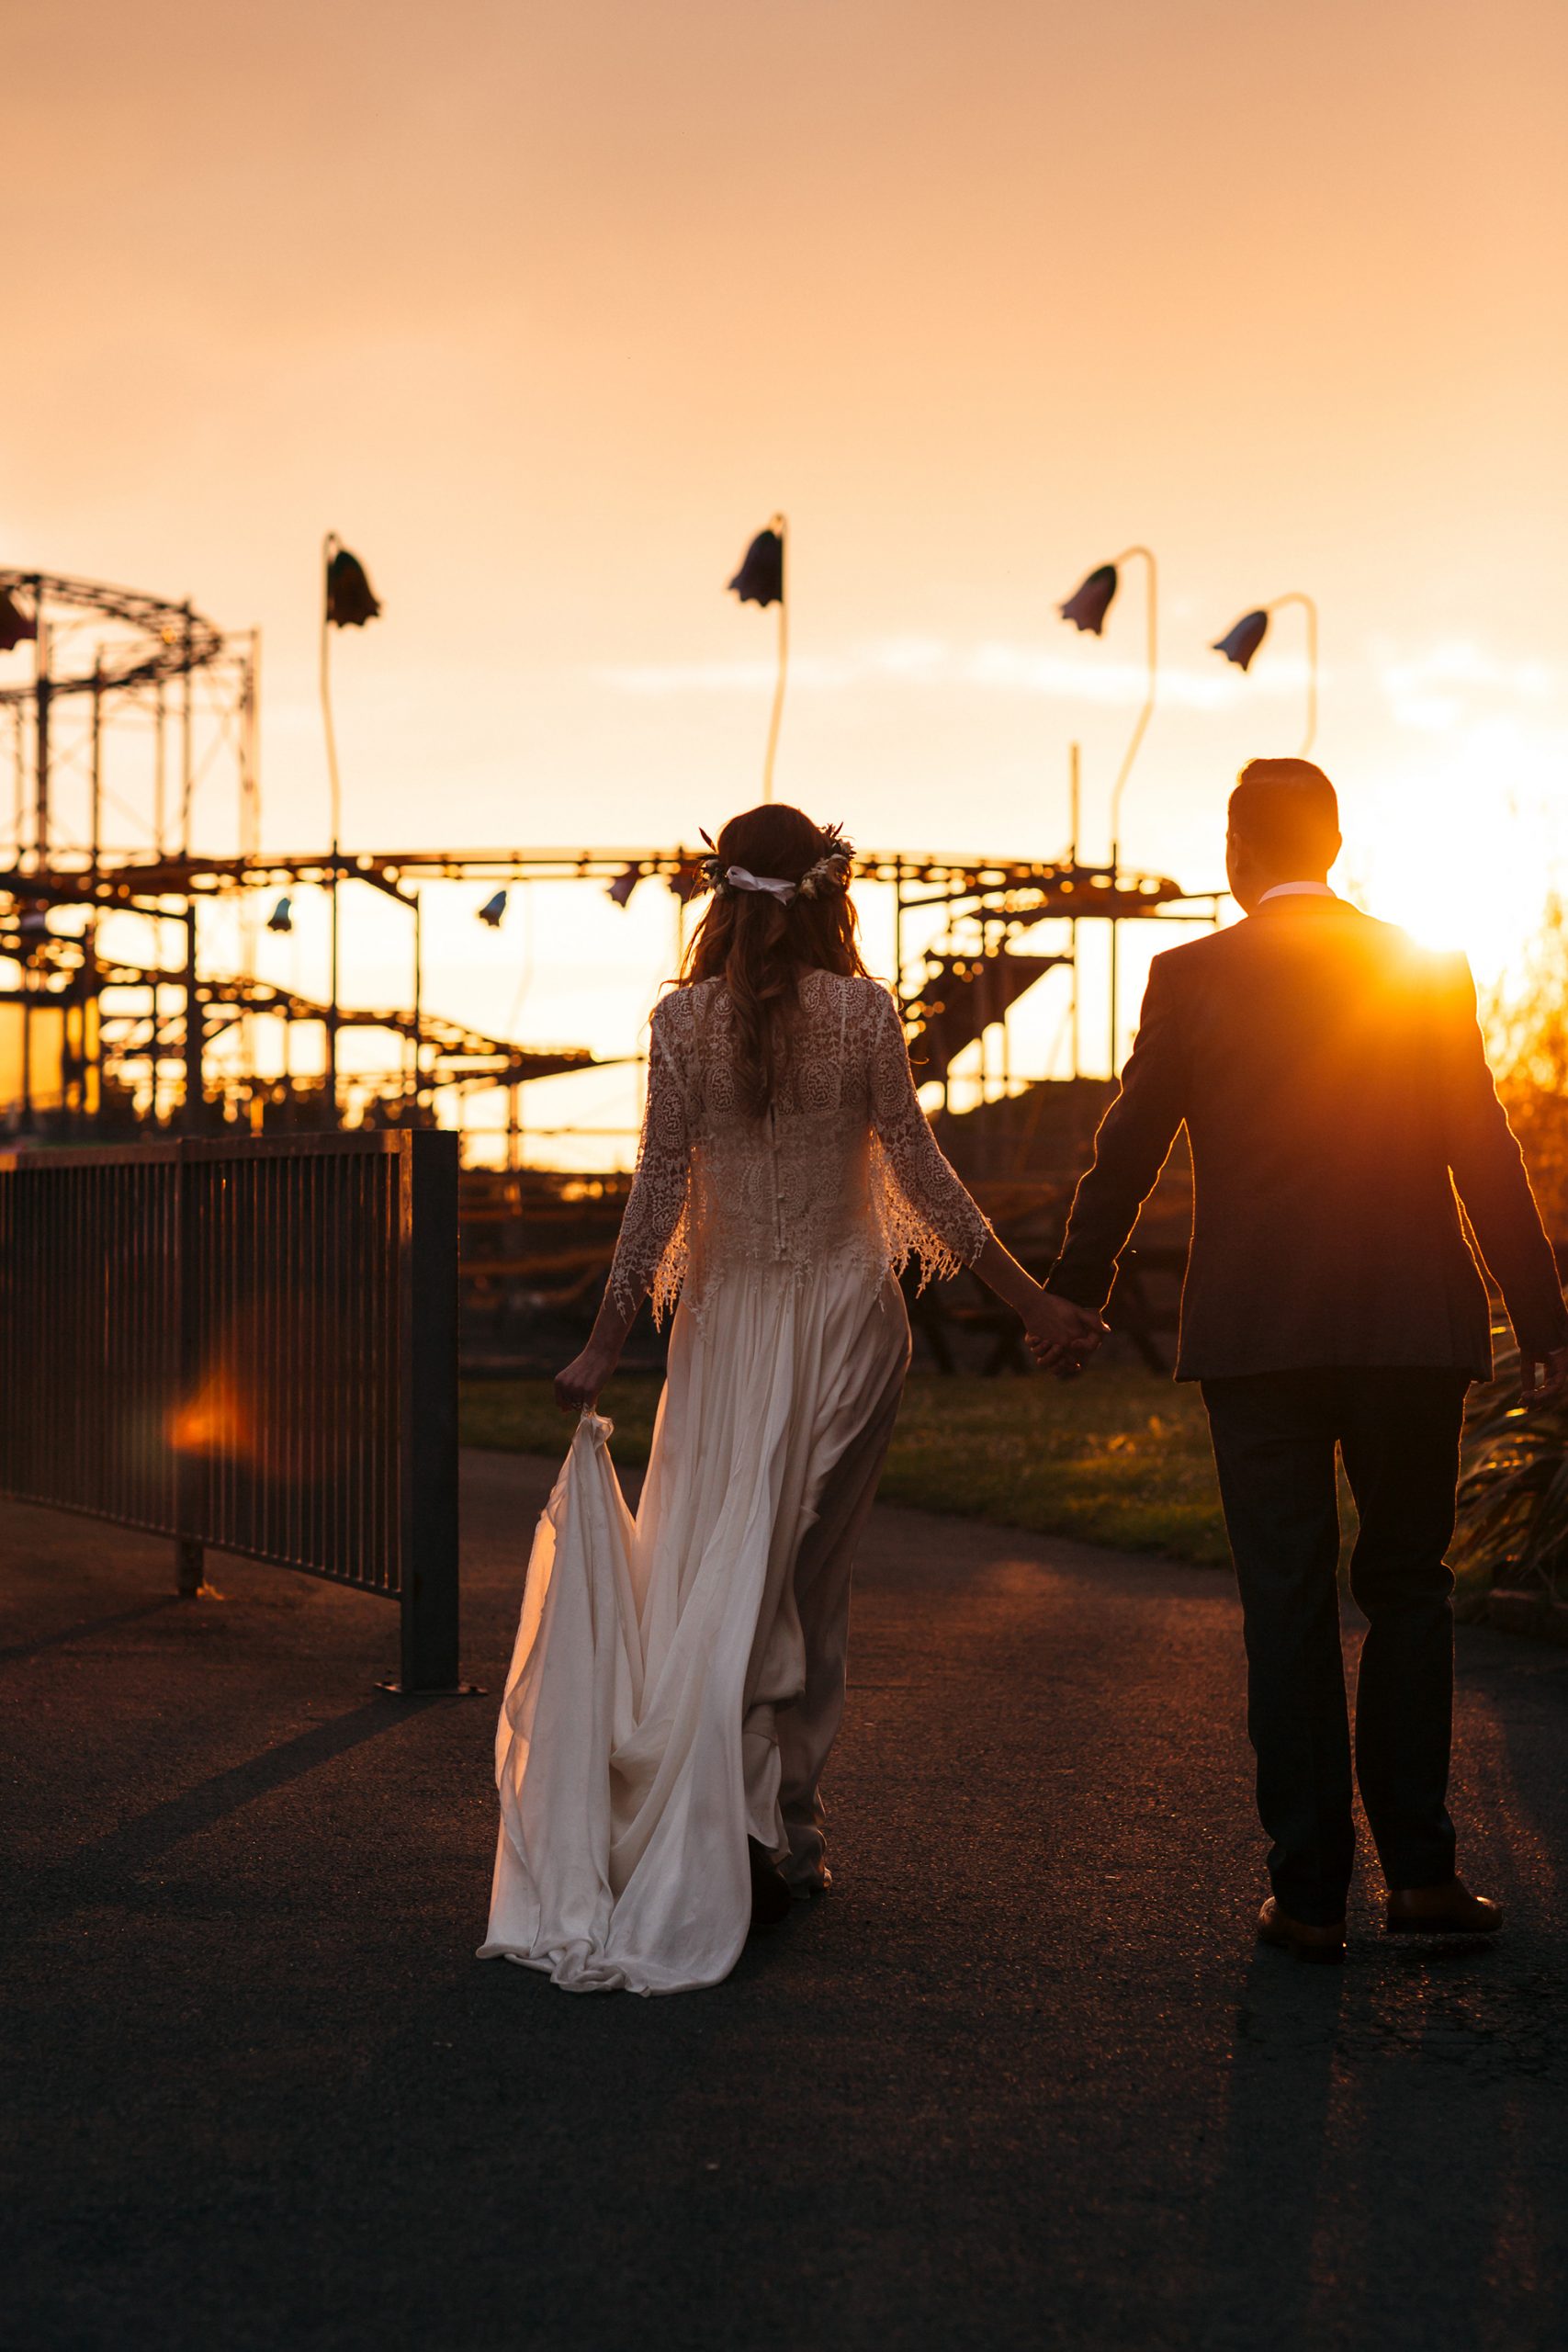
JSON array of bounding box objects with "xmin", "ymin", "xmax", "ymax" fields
[
  {"xmin": 1212, "ymin": 610, "xmax": 1270, "ymax": 672},
  {"xmin": 1058, "ymin": 564, "xmax": 1120, "ymax": 636},
  {"xmin": 728, "ymin": 527, "xmax": 784, "ymax": 607},
  {"xmin": 726, "ymin": 517, "xmax": 790, "ymax": 801},
  {"xmin": 325, "ymin": 544, "xmax": 381, "ymax": 628}
]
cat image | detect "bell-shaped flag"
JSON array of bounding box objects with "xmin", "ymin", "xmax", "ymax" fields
[
  {"xmin": 326, "ymin": 545, "xmax": 382, "ymax": 629},
  {"xmin": 1213, "ymin": 610, "xmax": 1270, "ymax": 673},
  {"xmin": 0, "ymin": 585, "xmax": 38, "ymax": 654},
  {"xmin": 728, "ymin": 527, "xmax": 784, "ymax": 608},
  {"xmin": 478, "ymin": 889, "xmax": 508, "ymax": 929},
  {"xmin": 266, "ymin": 896, "xmax": 294, "ymax": 934},
  {"xmin": 1058, "ymin": 564, "xmax": 1120, "ymax": 636}
]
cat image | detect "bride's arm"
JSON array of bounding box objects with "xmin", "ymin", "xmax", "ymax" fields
[
  {"xmin": 556, "ymin": 1001, "xmax": 693, "ymax": 1410},
  {"xmin": 866, "ymin": 986, "xmax": 1106, "ymax": 1369},
  {"xmin": 972, "ymin": 1230, "xmax": 1105, "ymax": 1367}
]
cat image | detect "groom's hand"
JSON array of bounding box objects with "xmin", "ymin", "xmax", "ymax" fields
[
  {"xmin": 1519, "ymin": 1345, "xmax": 1568, "ymax": 1408},
  {"xmin": 1024, "ymin": 1292, "xmax": 1108, "ymax": 1373}
]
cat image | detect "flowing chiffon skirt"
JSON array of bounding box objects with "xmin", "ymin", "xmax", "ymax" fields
[{"xmin": 477, "ymin": 1259, "xmax": 910, "ymax": 1994}]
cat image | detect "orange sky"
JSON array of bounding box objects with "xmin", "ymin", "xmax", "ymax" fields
[{"xmin": 7, "ymin": 1, "xmax": 1568, "ymax": 1148}]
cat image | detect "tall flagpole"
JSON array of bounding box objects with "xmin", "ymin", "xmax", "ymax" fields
[
  {"xmin": 1107, "ymin": 544, "xmax": 1157, "ymax": 877},
  {"xmin": 762, "ymin": 512, "xmax": 788, "ymax": 804},
  {"xmin": 320, "ymin": 533, "xmax": 342, "ymax": 1120},
  {"xmin": 1211, "ymin": 590, "xmax": 1319, "ymax": 756}
]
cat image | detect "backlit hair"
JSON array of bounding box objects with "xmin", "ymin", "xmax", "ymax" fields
[
  {"xmin": 1228, "ymin": 757, "xmax": 1340, "ymax": 875},
  {"xmin": 679, "ymin": 803, "xmax": 871, "ymax": 1116}
]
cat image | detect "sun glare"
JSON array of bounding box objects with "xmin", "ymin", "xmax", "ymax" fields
[{"xmin": 1348, "ymin": 757, "xmax": 1562, "ymax": 985}]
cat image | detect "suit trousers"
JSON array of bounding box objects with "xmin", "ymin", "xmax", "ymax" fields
[{"xmin": 1201, "ymin": 1365, "xmax": 1470, "ymax": 1925}]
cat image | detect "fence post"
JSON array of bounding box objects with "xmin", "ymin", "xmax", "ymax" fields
[
  {"xmin": 174, "ymin": 1142, "xmax": 206, "ymax": 1598},
  {"xmin": 390, "ymin": 1129, "xmax": 463, "ymax": 1692}
]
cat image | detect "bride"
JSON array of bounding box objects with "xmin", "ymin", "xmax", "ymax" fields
[{"xmin": 478, "ymin": 804, "xmax": 1103, "ymax": 1994}]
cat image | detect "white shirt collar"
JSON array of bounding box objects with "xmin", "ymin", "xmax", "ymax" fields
[{"xmin": 1258, "ymin": 881, "xmax": 1337, "ymax": 904}]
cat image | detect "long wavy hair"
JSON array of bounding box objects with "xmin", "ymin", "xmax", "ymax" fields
[{"xmin": 678, "ymin": 803, "xmax": 872, "ymax": 1116}]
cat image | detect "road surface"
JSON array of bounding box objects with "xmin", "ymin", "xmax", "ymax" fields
[{"xmin": 4, "ymin": 1447, "xmax": 1567, "ymax": 2350}]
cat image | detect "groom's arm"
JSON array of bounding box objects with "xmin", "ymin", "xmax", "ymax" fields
[
  {"xmin": 1044, "ymin": 951, "xmax": 1188, "ymax": 1316},
  {"xmin": 1436, "ymin": 951, "xmax": 1568, "ymax": 1362}
]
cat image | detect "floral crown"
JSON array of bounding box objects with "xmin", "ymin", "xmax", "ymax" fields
[{"xmin": 697, "ymin": 822, "xmax": 854, "ymax": 905}]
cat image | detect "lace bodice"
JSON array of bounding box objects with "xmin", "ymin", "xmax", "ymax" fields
[{"xmin": 607, "ymin": 971, "xmax": 991, "ymax": 1324}]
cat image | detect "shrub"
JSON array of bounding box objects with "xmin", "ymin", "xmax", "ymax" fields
[
  {"xmin": 1453, "ymin": 1342, "xmax": 1568, "ymax": 1610},
  {"xmin": 1485, "ymin": 894, "xmax": 1568, "ymax": 1237}
]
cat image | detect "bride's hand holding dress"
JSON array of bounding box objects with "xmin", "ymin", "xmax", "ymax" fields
[{"xmin": 554, "ymin": 1324, "xmax": 632, "ymax": 1413}]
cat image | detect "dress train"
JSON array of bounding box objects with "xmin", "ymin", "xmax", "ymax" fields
[{"xmin": 478, "ymin": 1261, "xmax": 909, "ymax": 1994}]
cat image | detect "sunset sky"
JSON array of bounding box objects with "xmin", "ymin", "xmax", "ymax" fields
[{"xmin": 7, "ymin": 1, "xmax": 1567, "ymax": 1153}]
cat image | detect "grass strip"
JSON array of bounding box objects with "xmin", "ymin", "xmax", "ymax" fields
[{"xmin": 459, "ymin": 1364, "xmax": 1234, "ymax": 1568}]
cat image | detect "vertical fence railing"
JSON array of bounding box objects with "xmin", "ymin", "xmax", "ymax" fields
[{"xmin": 0, "ymin": 1130, "xmax": 461, "ymax": 1691}]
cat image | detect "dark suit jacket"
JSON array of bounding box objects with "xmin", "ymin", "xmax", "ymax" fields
[{"xmin": 1045, "ymin": 894, "xmax": 1568, "ymax": 1381}]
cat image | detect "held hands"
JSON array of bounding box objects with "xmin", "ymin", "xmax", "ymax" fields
[
  {"xmin": 1519, "ymin": 1346, "xmax": 1568, "ymax": 1409},
  {"xmin": 969, "ymin": 1235, "xmax": 1106, "ymax": 1374},
  {"xmin": 1023, "ymin": 1287, "xmax": 1109, "ymax": 1375}
]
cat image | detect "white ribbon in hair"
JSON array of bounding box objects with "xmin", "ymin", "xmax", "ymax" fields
[{"xmin": 726, "ymin": 865, "xmax": 797, "ymax": 903}]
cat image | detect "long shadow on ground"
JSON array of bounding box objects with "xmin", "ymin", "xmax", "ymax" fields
[{"xmin": 3, "ymin": 1455, "xmax": 1566, "ymax": 2352}]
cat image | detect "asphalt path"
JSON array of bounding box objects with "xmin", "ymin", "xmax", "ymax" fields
[{"xmin": 4, "ymin": 1446, "xmax": 1568, "ymax": 2352}]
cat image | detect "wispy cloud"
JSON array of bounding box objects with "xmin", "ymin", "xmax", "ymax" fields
[
  {"xmin": 588, "ymin": 636, "xmax": 1303, "ymax": 709},
  {"xmin": 1376, "ymin": 639, "xmax": 1562, "ymax": 732},
  {"xmin": 591, "ymin": 632, "xmax": 1568, "ymax": 746}
]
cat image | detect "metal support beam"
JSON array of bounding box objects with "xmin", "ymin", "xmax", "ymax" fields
[
  {"xmin": 388, "ymin": 1130, "xmax": 467, "ymax": 1693},
  {"xmin": 182, "ymin": 902, "xmax": 204, "ymax": 1131}
]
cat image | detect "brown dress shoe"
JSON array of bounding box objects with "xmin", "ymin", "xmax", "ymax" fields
[
  {"xmin": 1385, "ymin": 1878, "xmax": 1502, "ymax": 1937},
  {"xmin": 1258, "ymin": 1896, "xmax": 1347, "ymax": 1964}
]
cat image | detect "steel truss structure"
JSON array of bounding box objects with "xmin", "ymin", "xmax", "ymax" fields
[
  {"xmin": 0, "ymin": 571, "xmax": 259, "ymax": 1129},
  {"xmin": 0, "ymin": 570, "xmax": 258, "ymax": 872},
  {"xmin": 0, "ymin": 571, "xmax": 1221, "ymax": 1144},
  {"xmin": 0, "ymin": 835, "xmax": 1218, "ymax": 1139}
]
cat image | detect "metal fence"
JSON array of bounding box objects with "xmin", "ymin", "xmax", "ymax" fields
[{"xmin": 0, "ymin": 1130, "xmax": 460, "ymax": 1691}]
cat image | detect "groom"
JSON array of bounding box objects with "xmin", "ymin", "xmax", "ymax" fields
[{"xmin": 1043, "ymin": 758, "xmax": 1568, "ymax": 1961}]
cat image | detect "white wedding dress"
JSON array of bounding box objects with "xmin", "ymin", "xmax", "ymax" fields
[{"xmin": 477, "ymin": 971, "xmax": 990, "ymax": 1994}]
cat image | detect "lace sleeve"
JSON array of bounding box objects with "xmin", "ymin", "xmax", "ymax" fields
[
  {"xmin": 606, "ymin": 996, "xmax": 693, "ymax": 1327},
  {"xmin": 865, "ymin": 983, "xmax": 990, "ymax": 1286}
]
